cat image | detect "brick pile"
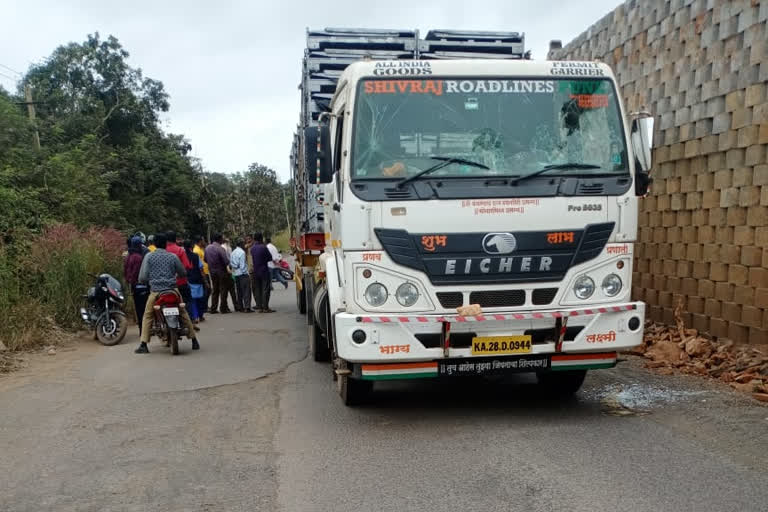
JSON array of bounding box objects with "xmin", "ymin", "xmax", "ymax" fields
[{"xmin": 550, "ymin": 0, "xmax": 768, "ymax": 344}]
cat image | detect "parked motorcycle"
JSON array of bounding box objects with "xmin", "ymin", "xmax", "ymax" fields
[
  {"xmin": 80, "ymin": 273, "xmax": 128, "ymax": 346},
  {"xmin": 150, "ymin": 291, "xmax": 190, "ymax": 355}
]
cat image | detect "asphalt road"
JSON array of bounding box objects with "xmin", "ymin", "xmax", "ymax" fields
[{"xmin": 1, "ymin": 285, "xmax": 767, "ymax": 511}]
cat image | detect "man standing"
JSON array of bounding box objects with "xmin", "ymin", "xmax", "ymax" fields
[
  {"xmin": 231, "ymin": 239, "xmax": 253, "ymax": 313},
  {"xmin": 250, "ymin": 233, "xmax": 273, "ymax": 313},
  {"xmin": 204, "ymin": 233, "xmax": 233, "ymax": 314},
  {"xmin": 166, "ymin": 231, "xmax": 194, "ymax": 320},
  {"xmin": 222, "ymin": 237, "xmax": 241, "ymax": 311},
  {"xmin": 135, "ymin": 233, "xmax": 199, "ymax": 354},
  {"xmin": 193, "ymin": 236, "xmax": 210, "ymax": 320},
  {"xmin": 266, "ymin": 237, "xmax": 289, "ymax": 290}
]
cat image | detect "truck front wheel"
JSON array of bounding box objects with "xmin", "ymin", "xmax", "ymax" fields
[
  {"xmin": 296, "ymin": 284, "xmax": 306, "ymax": 314},
  {"xmin": 536, "ymin": 370, "xmax": 587, "ymax": 397},
  {"xmin": 309, "ymin": 321, "xmax": 331, "ymax": 362},
  {"xmin": 338, "ymin": 374, "xmax": 372, "ymax": 406}
]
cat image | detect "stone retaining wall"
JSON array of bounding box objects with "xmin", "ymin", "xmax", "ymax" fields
[{"xmin": 549, "ymin": 0, "xmax": 768, "ymax": 343}]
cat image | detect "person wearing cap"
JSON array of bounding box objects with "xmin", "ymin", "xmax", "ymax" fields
[{"xmin": 124, "ymin": 237, "xmax": 149, "ymax": 335}]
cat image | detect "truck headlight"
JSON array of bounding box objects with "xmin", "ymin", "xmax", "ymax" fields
[
  {"xmin": 573, "ymin": 275, "xmax": 595, "ymax": 300},
  {"xmin": 602, "ymin": 274, "xmax": 622, "ymax": 297},
  {"xmin": 395, "ymin": 282, "xmax": 419, "ymax": 307},
  {"xmin": 364, "ymin": 282, "xmax": 388, "ymax": 306}
]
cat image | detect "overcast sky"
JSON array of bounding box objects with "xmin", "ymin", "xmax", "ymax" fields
[{"xmin": 0, "ymin": 0, "xmax": 619, "ymax": 182}]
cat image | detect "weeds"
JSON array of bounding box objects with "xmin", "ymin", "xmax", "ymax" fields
[{"xmin": 0, "ymin": 224, "xmax": 125, "ymax": 351}]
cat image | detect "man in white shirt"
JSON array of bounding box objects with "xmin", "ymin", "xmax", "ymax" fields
[
  {"xmin": 266, "ymin": 237, "xmax": 288, "ymax": 289},
  {"xmin": 230, "ymin": 239, "xmax": 253, "ymax": 312}
]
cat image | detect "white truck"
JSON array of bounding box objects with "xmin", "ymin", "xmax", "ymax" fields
[{"xmin": 291, "ymin": 29, "xmax": 653, "ymax": 405}]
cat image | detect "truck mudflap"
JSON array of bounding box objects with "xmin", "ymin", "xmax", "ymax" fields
[
  {"xmin": 333, "ymin": 302, "xmax": 645, "ymax": 363},
  {"xmin": 353, "ymin": 352, "xmax": 618, "ymax": 380}
]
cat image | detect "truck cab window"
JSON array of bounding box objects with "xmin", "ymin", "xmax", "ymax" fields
[{"xmin": 351, "ymin": 78, "xmax": 628, "ymax": 182}]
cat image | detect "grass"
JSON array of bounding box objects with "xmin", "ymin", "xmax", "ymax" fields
[
  {"xmin": 272, "ymin": 229, "xmax": 291, "ymax": 254},
  {"xmin": 0, "ymin": 224, "xmax": 125, "ymax": 351}
]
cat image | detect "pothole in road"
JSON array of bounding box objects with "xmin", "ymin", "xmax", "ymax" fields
[{"xmin": 584, "ymin": 383, "xmax": 710, "ymax": 416}]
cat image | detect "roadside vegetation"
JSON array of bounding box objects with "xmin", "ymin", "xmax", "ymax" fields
[{"xmin": 0, "ymin": 33, "xmax": 292, "ymax": 353}]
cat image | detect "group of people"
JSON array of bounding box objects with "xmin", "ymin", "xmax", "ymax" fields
[{"xmin": 123, "ymin": 231, "xmax": 289, "ymax": 354}]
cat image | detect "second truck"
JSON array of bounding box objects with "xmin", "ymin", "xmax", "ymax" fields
[{"xmin": 291, "ymin": 28, "xmax": 653, "ymax": 405}]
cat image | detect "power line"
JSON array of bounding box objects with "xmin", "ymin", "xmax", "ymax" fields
[
  {"xmin": 0, "ymin": 63, "xmax": 22, "ymax": 76},
  {"xmin": 0, "ymin": 70, "xmax": 18, "ymax": 82}
]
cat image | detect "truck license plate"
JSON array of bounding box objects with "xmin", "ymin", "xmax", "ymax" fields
[
  {"xmin": 471, "ymin": 335, "xmax": 532, "ymax": 355},
  {"xmin": 163, "ymin": 307, "xmax": 179, "ymax": 316}
]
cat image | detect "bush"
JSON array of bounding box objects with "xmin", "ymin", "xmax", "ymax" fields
[{"xmin": 0, "ymin": 223, "xmax": 125, "ymax": 351}]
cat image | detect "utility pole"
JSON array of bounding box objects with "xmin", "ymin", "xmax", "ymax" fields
[{"xmin": 24, "ymin": 83, "xmax": 41, "ymax": 150}]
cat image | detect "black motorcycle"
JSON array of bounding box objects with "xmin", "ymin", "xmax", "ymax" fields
[{"xmin": 80, "ymin": 273, "xmax": 128, "ymax": 346}]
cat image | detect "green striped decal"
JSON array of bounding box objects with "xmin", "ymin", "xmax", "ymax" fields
[{"xmin": 361, "ymin": 372, "xmax": 438, "ymax": 381}]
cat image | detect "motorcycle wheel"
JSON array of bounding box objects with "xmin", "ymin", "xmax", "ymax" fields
[
  {"xmin": 169, "ymin": 329, "xmax": 180, "ymax": 355},
  {"xmin": 279, "ymin": 269, "xmax": 294, "ymax": 281},
  {"xmin": 96, "ymin": 312, "xmax": 127, "ymax": 346}
]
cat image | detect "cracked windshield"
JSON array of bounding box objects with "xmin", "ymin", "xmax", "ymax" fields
[{"xmin": 352, "ymin": 78, "xmax": 628, "ymax": 180}]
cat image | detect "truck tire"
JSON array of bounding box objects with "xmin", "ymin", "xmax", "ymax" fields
[
  {"xmin": 305, "ymin": 275, "xmax": 314, "ymax": 326},
  {"xmin": 536, "ymin": 370, "xmax": 587, "ymax": 397},
  {"xmin": 338, "ymin": 374, "xmax": 372, "ymax": 406},
  {"xmin": 296, "ymin": 284, "xmax": 306, "ymax": 314},
  {"xmin": 309, "ymin": 321, "xmax": 331, "ymax": 362}
]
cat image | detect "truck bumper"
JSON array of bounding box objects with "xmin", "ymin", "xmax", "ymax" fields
[{"xmin": 334, "ymin": 302, "xmax": 645, "ymax": 378}]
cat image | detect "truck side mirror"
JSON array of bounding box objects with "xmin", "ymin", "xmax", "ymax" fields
[
  {"xmin": 630, "ymin": 113, "xmax": 654, "ymax": 196},
  {"xmin": 303, "ymin": 125, "xmax": 333, "ymax": 184}
]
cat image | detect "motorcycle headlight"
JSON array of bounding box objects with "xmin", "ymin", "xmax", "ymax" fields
[
  {"xmin": 395, "ymin": 282, "xmax": 419, "ymax": 307},
  {"xmin": 364, "ymin": 283, "xmax": 388, "ymax": 307},
  {"xmin": 573, "ymin": 275, "xmax": 595, "ymax": 300},
  {"xmin": 602, "ymin": 274, "xmax": 622, "ymax": 297}
]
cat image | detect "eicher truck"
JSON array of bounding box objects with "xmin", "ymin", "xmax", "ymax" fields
[{"xmin": 291, "ymin": 28, "xmax": 653, "ymax": 405}]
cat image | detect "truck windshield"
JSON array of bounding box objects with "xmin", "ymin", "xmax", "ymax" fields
[{"xmin": 351, "ymin": 77, "xmax": 628, "ymax": 181}]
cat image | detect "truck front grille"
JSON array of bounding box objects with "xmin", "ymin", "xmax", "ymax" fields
[
  {"xmin": 469, "ymin": 290, "xmax": 525, "ymax": 308},
  {"xmin": 437, "ymin": 292, "xmax": 464, "ymax": 308},
  {"xmin": 531, "ymin": 288, "xmax": 558, "ymax": 305}
]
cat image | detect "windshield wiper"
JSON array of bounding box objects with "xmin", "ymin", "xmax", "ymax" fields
[
  {"xmin": 511, "ymin": 163, "xmax": 602, "ymax": 186},
  {"xmin": 396, "ymin": 156, "xmax": 489, "ymax": 189}
]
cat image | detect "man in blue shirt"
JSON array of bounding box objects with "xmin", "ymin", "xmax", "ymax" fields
[
  {"xmin": 231, "ymin": 239, "xmax": 253, "ymax": 313},
  {"xmin": 249, "ymin": 232, "xmax": 273, "ymax": 313}
]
